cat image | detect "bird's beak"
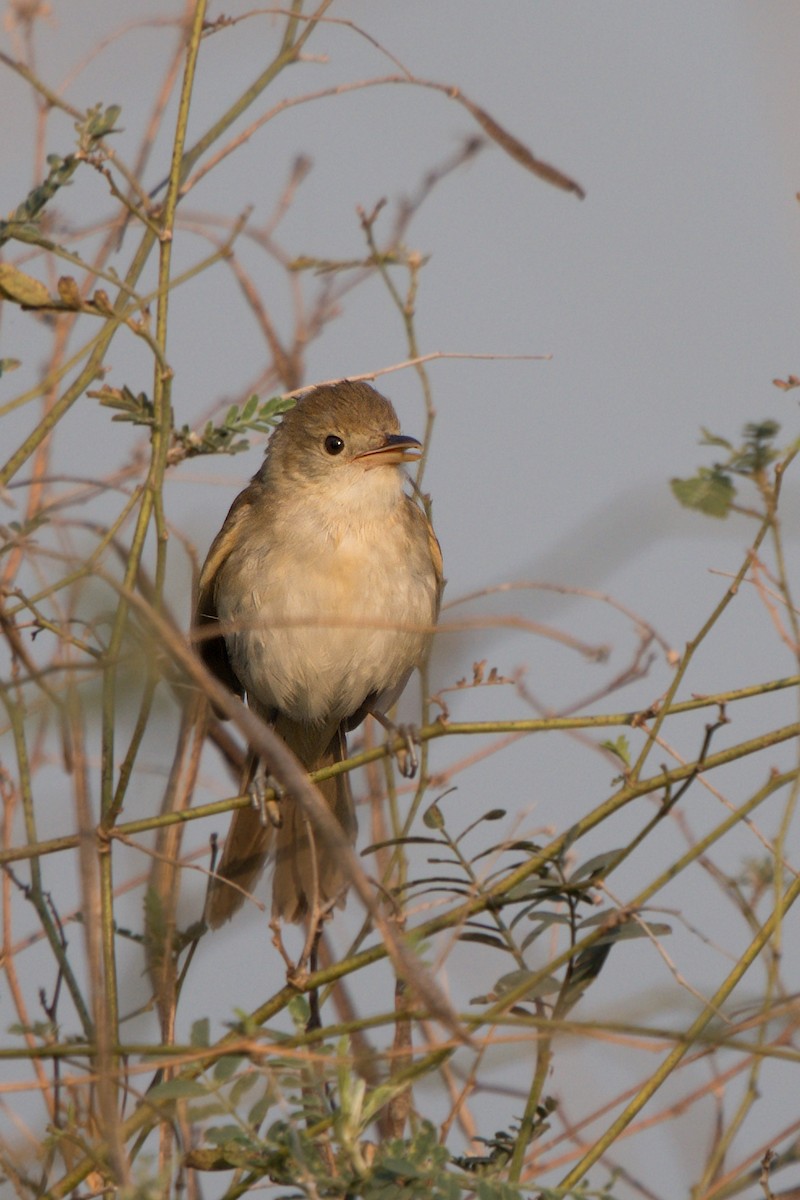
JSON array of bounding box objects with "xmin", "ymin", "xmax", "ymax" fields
[{"xmin": 355, "ymin": 433, "xmax": 423, "ymax": 467}]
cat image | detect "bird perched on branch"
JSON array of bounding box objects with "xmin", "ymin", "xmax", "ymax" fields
[{"xmin": 194, "ymin": 380, "xmax": 443, "ymax": 925}]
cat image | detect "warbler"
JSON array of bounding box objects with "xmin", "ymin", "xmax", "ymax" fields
[{"xmin": 194, "ymin": 380, "xmax": 443, "ymax": 924}]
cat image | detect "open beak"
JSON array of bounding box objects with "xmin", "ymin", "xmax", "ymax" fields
[{"xmin": 355, "ymin": 433, "xmax": 422, "ymax": 467}]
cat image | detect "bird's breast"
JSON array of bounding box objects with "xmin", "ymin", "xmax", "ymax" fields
[{"xmin": 218, "ymin": 510, "xmax": 437, "ymax": 726}]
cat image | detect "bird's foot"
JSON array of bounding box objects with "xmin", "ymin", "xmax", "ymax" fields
[
  {"xmin": 369, "ymin": 709, "xmax": 420, "ymax": 778},
  {"xmin": 393, "ymin": 723, "xmax": 420, "ymax": 778},
  {"xmin": 249, "ymin": 762, "xmax": 284, "ymax": 827}
]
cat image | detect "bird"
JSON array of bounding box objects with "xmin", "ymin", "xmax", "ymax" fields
[{"xmin": 194, "ymin": 379, "xmax": 443, "ymax": 925}]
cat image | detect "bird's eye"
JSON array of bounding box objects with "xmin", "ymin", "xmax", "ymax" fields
[{"xmin": 324, "ymin": 434, "xmax": 345, "ymax": 456}]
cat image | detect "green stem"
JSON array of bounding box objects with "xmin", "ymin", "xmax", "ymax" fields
[
  {"xmin": 97, "ymin": 0, "xmax": 209, "ymax": 1080},
  {"xmin": 2, "ymin": 718, "xmax": 798, "ymax": 869}
]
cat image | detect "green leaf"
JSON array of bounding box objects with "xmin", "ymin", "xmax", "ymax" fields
[
  {"xmin": 91, "ymin": 385, "xmax": 154, "ymax": 426},
  {"xmin": 699, "ymin": 427, "xmax": 733, "ymax": 450},
  {"xmin": 730, "ymin": 420, "xmax": 781, "ymax": 475},
  {"xmin": 230, "ymin": 1072, "xmax": 259, "ymax": 1106},
  {"xmin": 205, "ymin": 1123, "xmax": 249, "ymax": 1146},
  {"xmin": 148, "ymin": 1078, "xmax": 209, "ymax": 1101},
  {"xmin": 93, "ymin": 103, "xmax": 122, "ymax": 137},
  {"xmin": 190, "ymin": 1017, "xmax": 210, "ymax": 1048},
  {"xmin": 213, "ymin": 1055, "xmax": 244, "ymax": 1082},
  {"xmin": 744, "ymin": 419, "xmax": 780, "ymax": 441},
  {"xmin": 671, "ymin": 467, "xmax": 735, "ymax": 518},
  {"xmin": 8, "ymin": 1020, "xmax": 57, "ymax": 1039},
  {"xmin": 2, "ymin": 154, "xmax": 81, "ymax": 235},
  {"xmin": 459, "ymin": 931, "xmax": 508, "ymax": 951},
  {"xmin": 78, "ymin": 102, "xmax": 123, "ymax": 148},
  {"xmin": 0, "ymin": 358, "xmax": 21, "ymax": 376},
  {"xmin": 248, "ymin": 1087, "xmax": 273, "ymax": 1129},
  {"xmin": 578, "ymin": 911, "xmax": 672, "ymax": 943},
  {"xmin": 600, "ymin": 734, "xmax": 630, "ymax": 766},
  {"xmin": 502, "ymin": 878, "xmax": 561, "ymax": 903},
  {"xmin": 287, "ymin": 994, "xmax": 310, "ymax": 1030},
  {"xmin": 561, "ymin": 942, "xmax": 613, "ymax": 1006},
  {"xmin": 486, "ymin": 968, "xmax": 561, "ymax": 1001},
  {"xmin": 186, "ymin": 1099, "xmax": 228, "ymax": 1123},
  {"xmin": 423, "ymin": 801, "xmax": 444, "ymax": 829},
  {"xmin": 570, "ymin": 849, "xmax": 624, "ymax": 882}
]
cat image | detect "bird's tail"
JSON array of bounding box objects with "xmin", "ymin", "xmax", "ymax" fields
[
  {"xmin": 205, "ymin": 716, "xmax": 356, "ymax": 927},
  {"xmin": 272, "ymin": 723, "xmax": 355, "ymax": 922}
]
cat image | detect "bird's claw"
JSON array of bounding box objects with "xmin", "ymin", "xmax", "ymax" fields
[
  {"xmin": 368, "ymin": 708, "xmax": 421, "ymax": 778},
  {"xmin": 392, "ymin": 723, "xmax": 419, "ymax": 778},
  {"xmin": 249, "ymin": 763, "xmax": 283, "ymax": 828}
]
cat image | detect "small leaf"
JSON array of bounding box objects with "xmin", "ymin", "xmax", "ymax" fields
[
  {"xmin": 190, "ymin": 1017, "xmax": 210, "ymax": 1047},
  {"xmin": 94, "ymin": 103, "xmax": 122, "ymax": 137},
  {"xmin": 91, "ymin": 385, "xmax": 154, "ymax": 425},
  {"xmin": 148, "ymin": 1078, "xmax": 209, "ymax": 1101},
  {"xmin": 491, "ymin": 968, "xmax": 561, "ymax": 1000},
  {"xmin": 79, "ymin": 102, "xmax": 123, "ymax": 146},
  {"xmin": 744, "ymin": 419, "xmax": 780, "ymax": 442},
  {"xmin": 423, "ymin": 801, "xmax": 444, "ymax": 829},
  {"xmin": 0, "ymin": 358, "xmax": 21, "ymax": 376},
  {"xmin": 205, "ymin": 1123, "xmax": 248, "ymax": 1146},
  {"xmin": 3, "ymin": 154, "xmax": 81, "ymax": 233},
  {"xmin": 459, "ymin": 931, "xmax": 508, "ymax": 951},
  {"xmin": 471, "ymin": 838, "xmax": 542, "ymax": 864},
  {"xmin": 560, "ymin": 943, "xmax": 612, "ymax": 1006},
  {"xmin": 503, "ymin": 878, "xmax": 559, "ymax": 903},
  {"xmin": 578, "ymin": 911, "xmax": 672, "ymax": 944},
  {"xmin": 730, "ymin": 421, "xmax": 781, "ymax": 475},
  {"xmin": 671, "ymin": 468, "xmax": 735, "ymax": 518},
  {"xmin": 248, "ymin": 1088, "xmax": 273, "ymax": 1129},
  {"xmin": 230, "ymin": 1072, "xmax": 259, "ymax": 1106},
  {"xmin": 699, "ymin": 427, "xmax": 733, "ymax": 450},
  {"xmin": 287, "ymin": 995, "xmax": 309, "ymax": 1029},
  {"xmin": 600, "ymin": 734, "xmax": 630, "ymax": 766},
  {"xmin": 570, "ymin": 849, "xmax": 624, "ymax": 882},
  {"xmin": 213, "ymin": 1055, "xmax": 243, "ymax": 1082}
]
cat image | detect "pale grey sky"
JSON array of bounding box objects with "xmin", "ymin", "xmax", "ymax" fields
[{"xmin": 2, "ymin": 5, "xmax": 800, "ymax": 1196}]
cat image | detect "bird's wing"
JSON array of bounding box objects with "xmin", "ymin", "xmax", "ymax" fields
[
  {"xmin": 406, "ymin": 492, "xmax": 445, "ymax": 613},
  {"xmin": 193, "ymin": 482, "xmax": 263, "ymax": 705},
  {"xmin": 425, "ymin": 509, "xmax": 445, "ymax": 613}
]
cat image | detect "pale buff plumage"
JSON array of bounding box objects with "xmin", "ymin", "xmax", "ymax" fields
[{"xmin": 194, "ymin": 381, "xmax": 443, "ymax": 924}]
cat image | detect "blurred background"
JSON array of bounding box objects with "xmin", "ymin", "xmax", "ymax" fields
[{"xmin": 2, "ymin": 3, "xmax": 800, "ymax": 1196}]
